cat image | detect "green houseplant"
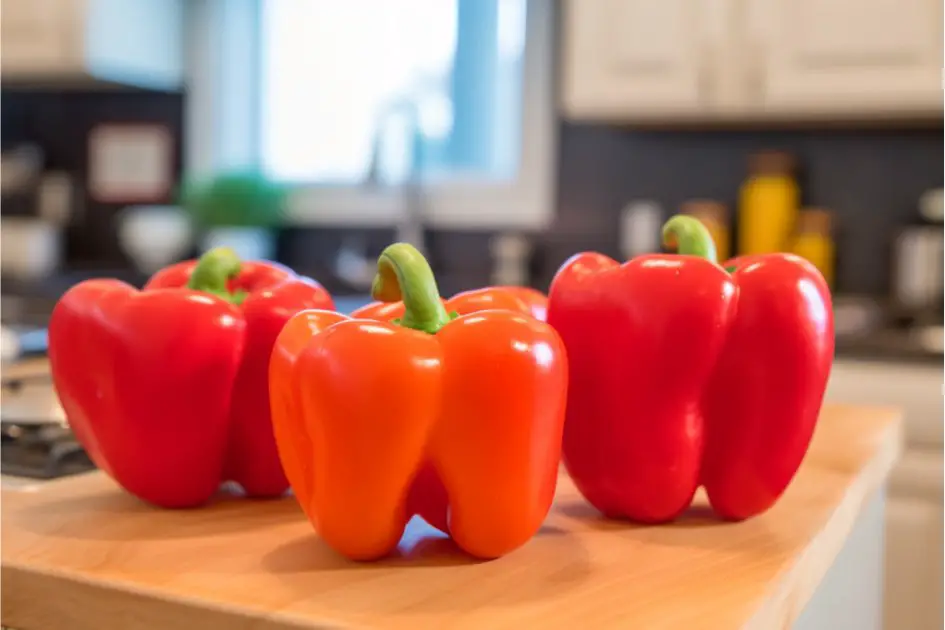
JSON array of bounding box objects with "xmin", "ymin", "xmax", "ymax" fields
[{"xmin": 179, "ymin": 171, "xmax": 288, "ymax": 261}]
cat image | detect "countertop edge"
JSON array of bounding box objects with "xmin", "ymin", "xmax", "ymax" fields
[
  {"xmin": 744, "ymin": 410, "xmax": 904, "ymax": 630},
  {"xmin": 1, "ymin": 562, "xmax": 337, "ymax": 630}
]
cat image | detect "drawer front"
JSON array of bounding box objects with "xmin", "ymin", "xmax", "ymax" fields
[
  {"xmin": 885, "ymin": 496, "xmax": 945, "ymax": 630},
  {"xmin": 888, "ymin": 448, "xmax": 943, "ymax": 501}
]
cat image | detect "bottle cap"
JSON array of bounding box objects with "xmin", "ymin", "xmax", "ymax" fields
[
  {"xmin": 748, "ymin": 150, "xmax": 795, "ymax": 177},
  {"xmin": 681, "ymin": 200, "xmax": 727, "ymax": 225}
]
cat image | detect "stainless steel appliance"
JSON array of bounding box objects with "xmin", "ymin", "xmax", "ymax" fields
[
  {"xmin": 1, "ymin": 373, "xmax": 95, "ymax": 479},
  {"xmin": 891, "ymin": 189, "xmax": 944, "ymax": 321}
]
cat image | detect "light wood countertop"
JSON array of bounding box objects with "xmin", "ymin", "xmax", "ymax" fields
[
  {"xmin": 1, "ymin": 404, "xmax": 901, "ymax": 630},
  {"xmin": 2, "ymin": 357, "xmax": 51, "ymax": 380}
]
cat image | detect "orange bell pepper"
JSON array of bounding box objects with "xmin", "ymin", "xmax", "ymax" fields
[
  {"xmin": 494, "ymin": 286, "xmax": 548, "ymax": 321},
  {"xmin": 350, "ymin": 286, "xmax": 534, "ymax": 321},
  {"xmin": 270, "ymin": 243, "xmax": 567, "ymax": 561}
]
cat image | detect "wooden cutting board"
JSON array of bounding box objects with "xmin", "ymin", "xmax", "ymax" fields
[{"xmin": 1, "ymin": 404, "xmax": 902, "ymax": 630}]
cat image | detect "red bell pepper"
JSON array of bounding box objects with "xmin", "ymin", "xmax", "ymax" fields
[
  {"xmin": 270, "ymin": 243, "xmax": 567, "ymax": 560},
  {"xmin": 547, "ymin": 215, "xmax": 833, "ymax": 522},
  {"xmin": 49, "ymin": 247, "xmax": 334, "ymax": 508}
]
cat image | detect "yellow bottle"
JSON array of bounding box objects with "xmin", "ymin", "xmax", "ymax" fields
[
  {"xmin": 790, "ymin": 209, "xmax": 835, "ymax": 289},
  {"xmin": 738, "ymin": 151, "xmax": 800, "ymax": 255},
  {"xmin": 682, "ymin": 200, "xmax": 730, "ymax": 262}
]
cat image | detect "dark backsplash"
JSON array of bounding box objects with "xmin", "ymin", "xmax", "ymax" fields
[
  {"xmin": 4, "ymin": 88, "xmax": 942, "ymax": 298},
  {"xmin": 287, "ymin": 123, "xmax": 944, "ymax": 296},
  {"xmin": 1, "ymin": 88, "xmax": 185, "ymax": 269},
  {"xmin": 278, "ymin": 228, "xmax": 502, "ymax": 298},
  {"xmin": 553, "ymin": 123, "xmax": 944, "ymax": 296}
]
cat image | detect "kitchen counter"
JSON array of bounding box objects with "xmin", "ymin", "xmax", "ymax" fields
[
  {"xmin": 0, "ymin": 476, "xmax": 43, "ymax": 492},
  {"xmin": 1, "ymin": 405, "xmax": 901, "ymax": 630},
  {"xmin": 836, "ymin": 329, "xmax": 943, "ymax": 366}
]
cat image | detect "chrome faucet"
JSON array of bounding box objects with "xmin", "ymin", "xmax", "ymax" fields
[
  {"xmin": 333, "ymin": 89, "xmax": 433, "ymax": 291},
  {"xmin": 363, "ymin": 93, "xmax": 428, "ymax": 256}
]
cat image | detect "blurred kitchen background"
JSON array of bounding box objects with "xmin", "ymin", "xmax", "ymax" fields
[{"xmin": 0, "ymin": 1, "xmax": 942, "ymax": 628}]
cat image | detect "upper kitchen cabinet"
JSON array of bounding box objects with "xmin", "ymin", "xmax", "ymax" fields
[
  {"xmin": 560, "ymin": 0, "xmax": 713, "ymax": 120},
  {"xmin": 755, "ymin": 0, "xmax": 943, "ymax": 117},
  {"xmin": 561, "ymin": 0, "xmax": 943, "ymax": 123},
  {"xmin": 1, "ymin": 0, "xmax": 184, "ymax": 91}
]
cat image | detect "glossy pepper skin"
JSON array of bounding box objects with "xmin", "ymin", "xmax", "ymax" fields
[
  {"xmin": 700, "ymin": 251, "xmax": 834, "ymax": 520},
  {"xmin": 351, "ymin": 285, "xmax": 542, "ymax": 321},
  {"xmin": 270, "ymin": 243, "xmax": 567, "ymax": 561},
  {"xmin": 495, "ymin": 286, "xmax": 548, "ymax": 321},
  {"xmin": 547, "ymin": 215, "xmax": 833, "ymax": 523},
  {"xmin": 49, "ymin": 248, "xmax": 334, "ymax": 508}
]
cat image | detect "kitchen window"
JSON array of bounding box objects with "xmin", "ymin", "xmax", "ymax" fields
[{"xmin": 186, "ymin": 0, "xmax": 556, "ymax": 230}]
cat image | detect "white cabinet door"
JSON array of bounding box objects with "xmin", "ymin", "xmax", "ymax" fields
[
  {"xmin": 794, "ymin": 490, "xmax": 885, "ymax": 630},
  {"xmin": 885, "ymin": 496, "xmax": 944, "ymax": 630},
  {"xmin": 0, "ymin": 0, "xmax": 74, "ymax": 74},
  {"xmin": 753, "ymin": 0, "xmax": 943, "ymax": 116},
  {"xmin": 560, "ymin": 0, "xmax": 715, "ymax": 120},
  {"xmin": 1, "ymin": 0, "xmax": 182, "ymax": 89}
]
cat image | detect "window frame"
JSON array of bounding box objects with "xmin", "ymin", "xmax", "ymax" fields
[{"xmin": 184, "ymin": 0, "xmax": 557, "ymax": 231}]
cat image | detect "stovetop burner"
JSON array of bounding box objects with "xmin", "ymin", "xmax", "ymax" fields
[
  {"xmin": 1, "ymin": 373, "xmax": 96, "ymax": 480},
  {"xmin": 1, "ymin": 421, "xmax": 95, "ymax": 479}
]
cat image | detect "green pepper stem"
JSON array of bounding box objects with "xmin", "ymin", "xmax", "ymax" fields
[
  {"xmin": 661, "ymin": 215, "xmax": 718, "ymax": 264},
  {"xmin": 186, "ymin": 247, "xmax": 248, "ymax": 305},
  {"xmin": 371, "ymin": 243, "xmax": 452, "ymax": 334}
]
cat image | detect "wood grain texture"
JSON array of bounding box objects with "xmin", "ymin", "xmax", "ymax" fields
[{"xmin": 1, "ymin": 404, "xmax": 902, "ymax": 630}]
